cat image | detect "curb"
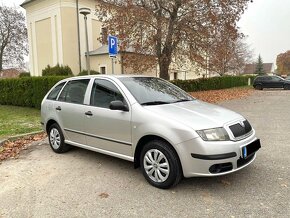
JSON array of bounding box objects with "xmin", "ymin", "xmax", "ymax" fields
[{"xmin": 0, "ymin": 131, "xmax": 46, "ymax": 147}]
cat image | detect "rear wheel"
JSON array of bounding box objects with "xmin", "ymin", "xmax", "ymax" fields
[
  {"xmin": 140, "ymin": 140, "xmax": 182, "ymax": 189},
  {"xmin": 48, "ymin": 123, "xmax": 71, "ymax": 153},
  {"xmin": 255, "ymin": 84, "xmax": 263, "ymax": 90},
  {"xmin": 284, "ymin": 84, "xmax": 290, "ymax": 90}
]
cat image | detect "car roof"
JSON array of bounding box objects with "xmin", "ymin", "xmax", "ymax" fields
[{"xmin": 68, "ymin": 74, "xmax": 153, "ymax": 80}]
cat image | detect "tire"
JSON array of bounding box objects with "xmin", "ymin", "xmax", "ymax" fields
[
  {"xmin": 48, "ymin": 123, "xmax": 71, "ymax": 153},
  {"xmin": 140, "ymin": 140, "xmax": 182, "ymax": 189},
  {"xmin": 255, "ymin": 84, "xmax": 263, "ymax": 90},
  {"xmin": 284, "ymin": 84, "xmax": 290, "ymax": 90}
]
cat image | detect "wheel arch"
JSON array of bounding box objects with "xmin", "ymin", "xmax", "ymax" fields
[
  {"xmin": 46, "ymin": 119, "xmax": 59, "ymax": 133},
  {"xmin": 133, "ymin": 135, "xmax": 182, "ymax": 172}
]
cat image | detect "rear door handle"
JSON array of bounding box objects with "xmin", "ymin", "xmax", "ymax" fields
[
  {"xmin": 85, "ymin": 111, "xmax": 93, "ymax": 116},
  {"xmin": 56, "ymin": 106, "xmax": 61, "ymax": 111}
]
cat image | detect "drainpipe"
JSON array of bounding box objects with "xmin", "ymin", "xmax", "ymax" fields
[{"xmin": 76, "ymin": 0, "xmax": 82, "ymax": 74}]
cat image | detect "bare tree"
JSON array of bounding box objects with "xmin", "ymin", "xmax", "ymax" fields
[
  {"xmin": 95, "ymin": 0, "xmax": 251, "ymax": 79},
  {"xmin": 231, "ymin": 37, "xmax": 254, "ymax": 75},
  {"xmin": 208, "ymin": 34, "xmax": 253, "ymax": 76},
  {"xmin": 0, "ymin": 6, "xmax": 28, "ymax": 71}
]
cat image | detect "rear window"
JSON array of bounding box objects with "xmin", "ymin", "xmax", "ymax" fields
[{"xmin": 47, "ymin": 82, "xmax": 66, "ymax": 100}]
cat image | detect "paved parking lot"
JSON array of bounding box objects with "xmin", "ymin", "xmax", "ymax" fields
[{"xmin": 0, "ymin": 90, "xmax": 289, "ymax": 218}]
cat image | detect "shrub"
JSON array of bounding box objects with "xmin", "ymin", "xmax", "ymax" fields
[
  {"xmin": 42, "ymin": 64, "xmax": 73, "ymax": 76},
  {"xmin": 19, "ymin": 72, "xmax": 31, "ymax": 78},
  {"xmin": 78, "ymin": 70, "xmax": 100, "ymax": 76},
  {"xmin": 0, "ymin": 76, "xmax": 67, "ymax": 109},
  {"xmin": 171, "ymin": 76, "xmax": 256, "ymax": 92},
  {"xmin": 0, "ymin": 75, "xmax": 255, "ymax": 110}
]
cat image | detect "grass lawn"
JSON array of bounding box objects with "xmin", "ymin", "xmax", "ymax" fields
[{"xmin": 0, "ymin": 105, "xmax": 42, "ymax": 140}]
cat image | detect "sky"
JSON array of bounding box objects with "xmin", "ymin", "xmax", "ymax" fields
[{"xmin": 1, "ymin": 0, "xmax": 290, "ymax": 66}]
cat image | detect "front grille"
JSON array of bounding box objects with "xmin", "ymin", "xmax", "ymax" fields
[
  {"xmin": 237, "ymin": 153, "xmax": 255, "ymax": 168},
  {"xmin": 229, "ymin": 120, "xmax": 252, "ymax": 138}
]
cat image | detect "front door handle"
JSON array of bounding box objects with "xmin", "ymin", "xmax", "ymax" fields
[
  {"xmin": 56, "ymin": 106, "xmax": 62, "ymax": 111},
  {"xmin": 85, "ymin": 111, "xmax": 93, "ymax": 116}
]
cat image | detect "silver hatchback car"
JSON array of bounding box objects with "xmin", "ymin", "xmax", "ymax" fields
[{"xmin": 41, "ymin": 75, "xmax": 261, "ymax": 189}]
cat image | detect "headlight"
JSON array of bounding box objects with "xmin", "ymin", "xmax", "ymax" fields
[{"xmin": 196, "ymin": 128, "xmax": 230, "ymax": 141}]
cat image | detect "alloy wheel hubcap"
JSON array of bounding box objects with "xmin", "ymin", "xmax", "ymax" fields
[
  {"xmin": 50, "ymin": 128, "xmax": 61, "ymax": 149},
  {"xmin": 143, "ymin": 149, "xmax": 170, "ymax": 183}
]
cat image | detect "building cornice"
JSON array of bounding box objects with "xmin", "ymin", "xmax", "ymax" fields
[{"xmin": 20, "ymin": 0, "xmax": 36, "ymax": 8}]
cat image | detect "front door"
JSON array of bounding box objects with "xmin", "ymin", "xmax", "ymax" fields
[{"xmin": 84, "ymin": 78, "xmax": 132, "ymax": 157}]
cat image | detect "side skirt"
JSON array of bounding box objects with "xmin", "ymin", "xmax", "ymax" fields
[{"xmin": 65, "ymin": 140, "xmax": 134, "ymax": 162}]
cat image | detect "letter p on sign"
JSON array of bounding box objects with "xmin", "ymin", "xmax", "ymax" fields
[{"xmin": 108, "ymin": 35, "xmax": 118, "ymax": 57}]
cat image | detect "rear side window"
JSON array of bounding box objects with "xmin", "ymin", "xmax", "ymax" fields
[
  {"xmin": 47, "ymin": 82, "xmax": 66, "ymax": 100},
  {"xmin": 58, "ymin": 79, "xmax": 90, "ymax": 104},
  {"xmin": 90, "ymin": 79, "xmax": 125, "ymax": 108},
  {"xmin": 271, "ymin": 76, "xmax": 282, "ymax": 82}
]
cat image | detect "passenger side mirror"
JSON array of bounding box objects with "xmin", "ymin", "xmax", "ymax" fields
[{"xmin": 109, "ymin": 100, "xmax": 129, "ymax": 112}]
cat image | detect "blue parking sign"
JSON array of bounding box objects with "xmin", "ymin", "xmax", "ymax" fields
[{"xmin": 108, "ymin": 35, "xmax": 118, "ymax": 57}]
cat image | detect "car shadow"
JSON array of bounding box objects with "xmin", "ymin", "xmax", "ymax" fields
[{"xmin": 66, "ymin": 145, "xmax": 259, "ymax": 192}]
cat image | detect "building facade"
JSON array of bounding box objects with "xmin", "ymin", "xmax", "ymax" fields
[
  {"xmin": 21, "ymin": 0, "xmax": 120, "ymax": 76},
  {"xmin": 21, "ymin": 0, "xmax": 202, "ymax": 79}
]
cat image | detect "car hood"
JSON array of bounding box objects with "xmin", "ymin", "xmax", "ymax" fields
[{"xmin": 144, "ymin": 100, "xmax": 244, "ymax": 130}]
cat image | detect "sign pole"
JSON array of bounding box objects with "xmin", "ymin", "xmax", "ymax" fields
[{"xmin": 112, "ymin": 58, "xmax": 114, "ymax": 74}]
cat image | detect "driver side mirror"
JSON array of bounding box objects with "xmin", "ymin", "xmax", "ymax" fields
[{"xmin": 109, "ymin": 100, "xmax": 129, "ymax": 112}]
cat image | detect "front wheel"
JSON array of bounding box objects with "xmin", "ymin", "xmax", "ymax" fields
[
  {"xmin": 254, "ymin": 84, "xmax": 263, "ymax": 90},
  {"xmin": 48, "ymin": 123, "xmax": 71, "ymax": 153},
  {"xmin": 140, "ymin": 140, "xmax": 182, "ymax": 189},
  {"xmin": 284, "ymin": 84, "xmax": 290, "ymax": 90}
]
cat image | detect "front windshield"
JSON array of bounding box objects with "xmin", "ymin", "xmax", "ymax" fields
[{"xmin": 119, "ymin": 77, "xmax": 194, "ymax": 105}]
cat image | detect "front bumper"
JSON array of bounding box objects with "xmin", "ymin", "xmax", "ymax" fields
[{"xmin": 175, "ymin": 130, "xmax": 260, "ymax": 177}]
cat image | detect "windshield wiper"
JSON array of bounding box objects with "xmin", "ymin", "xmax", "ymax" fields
[
  {"xmin": 172, "ymin": 99, "xmax": 192, "ymax": 103},
  {"xmin": 140, "ymin": 101, "xmax": 171, "ymax": 106}
]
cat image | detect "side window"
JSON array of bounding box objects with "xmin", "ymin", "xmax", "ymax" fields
[
  {"xmin": 47, "ymin": 82, "xmax": 66, "ymax": 100},
  {"xmin": 272, "ymin": 77, "xmax": 282, "ymax": 82},
  {"xmin": 90, "ymin": 79, "xmax": 125, "ymax": 109},
  {"xmin": 58, "ymin": 79, "xmax": 90, "ymax": 104},
  {"xmin": 263, "ymin": 77, "xmax": 270, "ymax": 81},
  {"xmin": 258, "ymin": 77, "xmax": 264, "ymax": 81}
]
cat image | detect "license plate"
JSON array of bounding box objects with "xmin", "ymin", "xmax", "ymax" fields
[{"xmin": 242, "ymin": 139, "xmax": 261, "ymax": 159}]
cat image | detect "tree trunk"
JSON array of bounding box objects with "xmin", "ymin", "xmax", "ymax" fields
[
  {"xmin": 159, "ymin": 58, "xmax": 170, "ymax": 80},
  {"xmin": 0, "ymin": 52, "xmax": 3, "ymax": 71}
]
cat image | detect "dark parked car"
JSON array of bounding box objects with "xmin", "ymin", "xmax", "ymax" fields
[
  {"xmin": 285, "ymin": 76, "xmax": 290, "ymax": 81},
  {"xmin": 253, "ymin": 75, "xmax": 290, "ymax": 90}
]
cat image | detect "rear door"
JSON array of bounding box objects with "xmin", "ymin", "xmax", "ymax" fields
[
  {"xmin": 262, "ymin": 76, "xmax": 272, "ymax": 88},
  {"xmin": 265, "ymin": 76, "xmax": 283, "ymax": 88},
  {"xmin": 84, "ymin": 78, "xmax": 132, "ymax": 157},
  {"xmin": 55, "ymin": 79, "xmax": 90, "ymax": 145}
]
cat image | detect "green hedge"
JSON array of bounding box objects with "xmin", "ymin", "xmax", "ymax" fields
[
  {"xmin": 78, "ymin": 70, "xmax": 100, "ymax": 76},
  {"xmin": 19, "ymin": 72, "xmax": 31, "ymax": 78},
  {"xmin": 42, "ymin": 64, "xmax": 73, "ymax": 76},
  {"xmin": 0, "ymin": 76, "xmax": 67, "ymax": 109},
  {"xmin": 171, "ymin": 76, "xmax": 256, "ymax": 92},
  {"xmin": 0, "ymin": 75, "xmax": 255, "ymax": 109}
]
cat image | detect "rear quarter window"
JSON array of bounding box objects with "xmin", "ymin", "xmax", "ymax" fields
[{"xmin": 47, "ymin": 82, "xmax": 66, "ymax": 100}]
